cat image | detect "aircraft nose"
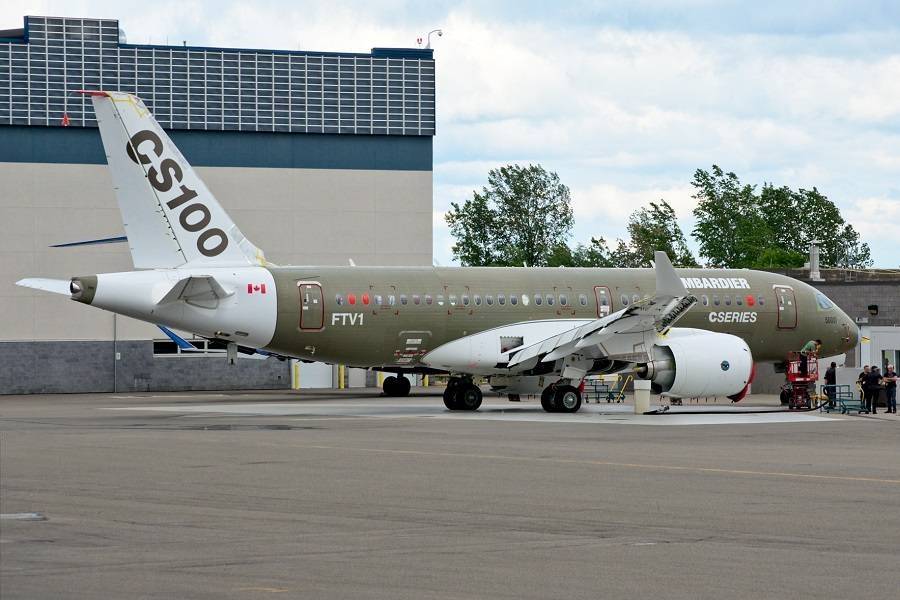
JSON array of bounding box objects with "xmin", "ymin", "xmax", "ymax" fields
[{"xmin": 841, "ymin": 311, "xmax": 860, "ymax": 351}]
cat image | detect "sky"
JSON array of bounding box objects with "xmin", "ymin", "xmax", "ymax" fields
[{"xmin": 4, "ymin": 0, "xmax": 900, "ymax": 266}]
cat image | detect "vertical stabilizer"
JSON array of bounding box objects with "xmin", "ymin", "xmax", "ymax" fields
[{"xmin": 87, "ymin": 91, "xmax": 266, "ymax": 268}]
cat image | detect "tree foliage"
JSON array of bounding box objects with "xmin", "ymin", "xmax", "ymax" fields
[
  {"xmin": 445, "ymin": 164, "xmax": 574, "ymax": 266},
  {"xmin": 692, "ymin": 166, "xmax": 872, "ymax": 269},
  {"xmin": 448, "ymin": 162, "xmax": 874, "ymax": 270}
]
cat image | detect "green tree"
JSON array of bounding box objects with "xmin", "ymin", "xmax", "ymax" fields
[
  {"xmin": 445, "ymin": 164, "xmax": 574, "ymax": 266},
  {"xmin": 758, "ymin": 184, "xmax": 872, "ymax": 267},
  {"xmin": 691, "ymin": 166, "xmax": 771, "ymax": 268},
  {"xmin": 623, "ymin": 200, "xmax": 696, "ymax": 267}
]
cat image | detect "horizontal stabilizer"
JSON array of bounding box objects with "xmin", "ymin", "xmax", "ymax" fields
[
  {"xmin": 16, "ymin": 278, "xmax": 71, "ymax": 295},
  {"xmin": 51, "ymin": 235, "xmax": 128, "ymax": 248},
  {"xmin": 156, "ymin": 275, "xmax": 234, "ymax": 307}
]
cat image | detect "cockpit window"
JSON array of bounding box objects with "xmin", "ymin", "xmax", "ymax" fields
[{"xmin": 816, "ymin": 292, "xmax": 834, "ymax": 310}]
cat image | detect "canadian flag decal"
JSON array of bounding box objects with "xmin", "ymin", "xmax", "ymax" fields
[{"xmin": 247, "ymin": 283, "xmax": 267, "ymax": 294}]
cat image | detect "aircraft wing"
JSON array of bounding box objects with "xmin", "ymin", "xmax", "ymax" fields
[{"xmin": 506, "ymin": 252, "xmax": 697, "ymax": 371}]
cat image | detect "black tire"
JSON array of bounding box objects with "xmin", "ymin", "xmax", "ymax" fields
[
  {"xmin": 396, "ymin": 376, "xmax": 411, "ymax": 397},
  {"xmin": 457, "ymin": 384, "xmax": 483, "ymax": 411},
  {"xmin": 555, "ymin": 385, "xmax": 582, "ymax": 413},
  {"xmin": 383, "ymin": 375, "xmax": 398, "ymax": 396},
  {"xmin": 443, "ymin": 386, "xmax": 460, "ymax": 410},
  {"xmin": 540, "ymin": 386, "xmax": 556, "ymax": 412}
]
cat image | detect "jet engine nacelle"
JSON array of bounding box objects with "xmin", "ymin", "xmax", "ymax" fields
[{"xmin": 638, "ymin": 328, "xmax": 753, "ymax": 399}]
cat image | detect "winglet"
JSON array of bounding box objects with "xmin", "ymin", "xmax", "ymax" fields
[{"xmin": 654, "ymin": 251, "xmax": 687, "ymax": 298}]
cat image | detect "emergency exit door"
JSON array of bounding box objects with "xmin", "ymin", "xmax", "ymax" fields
[
  {"xmin": 774, "ymin": 285, "xmax": 797, "ymax": 329},
  {"xmin": 594, "ymin": 286, "xmax": 613, "ymax": 318},
  {"xmin": 298, "ymin": 282, "xmax": 324, "ymax": 331}
]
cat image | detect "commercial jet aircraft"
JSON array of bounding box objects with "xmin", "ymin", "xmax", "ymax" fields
[{"xmin": 17, "ymin": 92, "xmax": 859, "ymax": 412}]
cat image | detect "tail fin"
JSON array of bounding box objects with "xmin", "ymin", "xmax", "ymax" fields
[{"xmin": 85, "ymin": 91, "xmax": 266, "ymax": 269}]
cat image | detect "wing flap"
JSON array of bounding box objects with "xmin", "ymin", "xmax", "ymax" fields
[{"xmin": 506, "ymin": 252, "xmax": 697, "ymax": 372}]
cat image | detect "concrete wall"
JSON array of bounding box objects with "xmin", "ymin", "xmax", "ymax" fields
[{"xmin": 0, "ymin": 340, "xmax": 290, "ymax": 394}]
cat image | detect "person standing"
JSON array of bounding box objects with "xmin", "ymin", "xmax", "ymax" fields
[
  {"xmin": 884, "ymin": 365, "xmax": 897, "ymax": 414},
  {"xmin": 824, "ymin": 361, "xmax": 837, "ymax": 407},
  {"xmin": 858, "ymin": 365, "xmax": 870, "ymax": 404},
  {"xmin": 864, "ymin": 366, "xmax": 883, "ymax": 414}
]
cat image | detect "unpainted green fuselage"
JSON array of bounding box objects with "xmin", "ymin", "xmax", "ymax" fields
[{"xmin": 263, "ymin": 266, "xmax": 858, "ymax": 369}]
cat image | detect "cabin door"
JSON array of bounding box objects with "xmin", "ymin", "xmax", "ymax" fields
[
  {"xmin": 774, "ymin": 285, "xmax": 797, "ymax": 329},
  {"xmin": 298, "ymin": 282, "xmax": 324, "ymax": 331}
]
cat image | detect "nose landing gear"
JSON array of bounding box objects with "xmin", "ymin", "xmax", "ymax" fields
[
  {"xmin": 443, "ymin": 377, "xmax": 483, "ymax": 411},
  {"xmin": 382, "ymin": 375, "xmax": 411, "ymax": 397}
]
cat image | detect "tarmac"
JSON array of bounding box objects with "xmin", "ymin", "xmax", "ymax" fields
[{"xmin": 1, "ymin": 388, "xmax": 899, "ymax": 599}]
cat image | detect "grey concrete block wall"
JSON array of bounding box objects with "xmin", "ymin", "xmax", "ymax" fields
[{"xmin": 1, "ymin": 341, "xmax": 290, "ymax": 395}]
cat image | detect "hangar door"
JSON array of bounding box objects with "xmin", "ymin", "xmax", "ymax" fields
[
  {"xmin": 774, "ymin": 285, "xmax": 797, "ymax": 329},
  {"xmin": 298, "ymin": 282, "xmax": 324, "ymax": 331}
]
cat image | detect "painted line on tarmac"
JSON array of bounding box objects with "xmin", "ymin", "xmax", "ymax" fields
[{"xmin": 292, "ymin": 444, "xmax": 900, "ymax": 486}]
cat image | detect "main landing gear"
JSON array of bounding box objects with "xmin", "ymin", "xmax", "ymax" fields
[
  {"xmin": 382, "ymin": 375, "xmax": 411, "ymax": 397},
  {"xmin": 443, "ymin": 377, "xmax": 483, "ymax": 411},
  {"xmin": 540, "ymin": 383, "xmax": 582, "ymax": 413}
]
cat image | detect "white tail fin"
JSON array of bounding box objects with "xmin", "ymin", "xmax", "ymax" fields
[{"xmin": 87, "ymin": 91, "xmax": 266, "ymax": 269}]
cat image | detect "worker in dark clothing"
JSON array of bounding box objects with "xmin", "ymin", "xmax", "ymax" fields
[
  {"xmin": 857, "ymin": 365, "xmax": 870, "ymax": 403},
  {"xmin": 824, "ymin": 362, "xmax": 837, "ymax": 407},
  {"xmin": 884, "ymin": 365, "xmax": 897, "ymax": 414},
  {"xmin": 799, "ymin": 339, "xmax": 822, "ymax": 376},
  {"xmin": 864, "ymin": 366, "xmax": 883, "ymax": 414}
]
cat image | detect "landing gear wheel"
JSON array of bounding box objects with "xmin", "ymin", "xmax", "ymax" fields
[
  {"xmin": 443, "ymin": 378, "xmax": 463, "ymax": 410},
  {"xmin": 540, "ymin": 386, "xmax": 557, "ymax": 412},
  {"xmin": 383, "ymin": 375, "xmax": 411, "ymax": 397},
  {"xmin": 457, "ymin": 384, "xmax": 483, "ymax": 411},
  {"xmin": 555, "ymin": 385, "xmax": 582, "ymax": 413}
]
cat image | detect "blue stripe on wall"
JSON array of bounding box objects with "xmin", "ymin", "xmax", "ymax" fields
[{"xmin": 0, "ymin": 126, "xmax": 433, "ymax": 171}]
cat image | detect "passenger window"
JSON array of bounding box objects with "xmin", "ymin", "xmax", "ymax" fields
[
  {"xmin": 632, "ymin": 294, "xmax": 640, "ymax": 304},
  {"xmin": 621, "ymin": 294, "xmax": 629, "ymax": 306},
  {"xmin": 510, "ymin": 294, "xmax": 518, "ymax": 306},
  {"xmin": 474, "ymin": 294, "xmax": 482, "ymax": 306},
  {"xmin": 521, "ymin": 294, "xmax": 530, "ymax": 306},
  {"xmin": 425, "ymin": 294, "xmax": 433, "ymax": 305},
  {"xmin": 462, "ymin": 295, "xmax": 470, "ymax": 306},
  {"xmin": 400, "ymin": 294, "xmax": 408, "ymax": 305},
  {"xmin": 725, "ymin": 295, "xmax": 731, "ymax": 306},
  {"xmin": 362, "ymin": 293, "xmax": 370, "ymax": 305},
  {"xmin": 701, "ymin": 294, "xmax": 709, "ymax": 306},
  {"xmin": 713, "ymin": 295, "xmax": 720, "ymax": 306},
  {"xmin": 348, "ymin": 294, "xmax": 357, "ymax": 305},
  {"xmin": 374, "ymin": 294, "xmax": 383, "ymax": 306},
  {"xmin": 486, "ymin": 295, "xmax": 494, "ymax": 306},
  {"xmin": 335, "ymin": 294, "xmax": 344, "ymax": 306},
  {"xmin": 757, "ymin": 295, "xmax": 765, "ymax": 306},
  {"xmin": 436, "ymin": 294, "xmax": 444, "ymax": 306},
  {"xmin": 413, "ymin": 294, "xmax": 421, "ymax": 305},
  {"xmin": 449, "ymin": 294, "xmax": 457, "ymax": 306},
  {"xmin": 534, "ymin": 294, "xmax": 543, "ymax": 306},
  {"xmin": 498, "ymin": 293, "xmax": 506, "ymax": 305},
  {"xmin": 388, "ymin": 295, "xmax": 396, "ymax": 306},
  {"xmin": 579, "ymin": 294, "xmax": 587, "ymax": 306}
]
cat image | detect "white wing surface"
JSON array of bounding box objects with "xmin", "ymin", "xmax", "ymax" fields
[{"xmin": 506, "ymin": 252, "xmax": 697, "ymax": 372}]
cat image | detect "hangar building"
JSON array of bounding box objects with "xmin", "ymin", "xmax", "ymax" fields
[{"xmin": 0, "ymin": 15, "xmax": 435, "ymax": 394}]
